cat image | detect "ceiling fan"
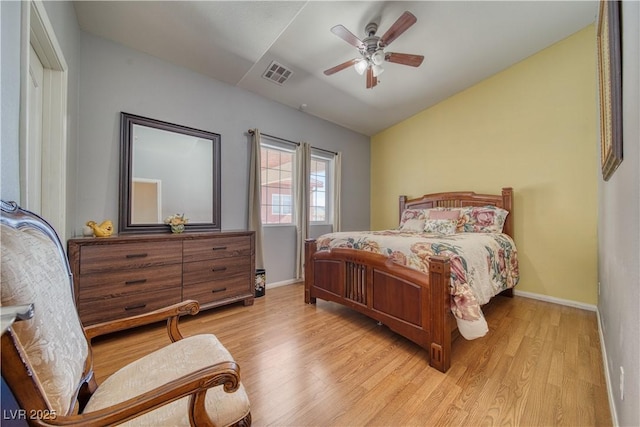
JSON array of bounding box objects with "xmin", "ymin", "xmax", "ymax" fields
[{"xmin": 324, "ymin": 11, "xmax": 424, "ymax": 89}]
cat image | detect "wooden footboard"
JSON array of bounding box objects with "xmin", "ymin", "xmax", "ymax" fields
[{"xmin": 304, "ymin": 239, "xmax": 453, "ymax": 372}]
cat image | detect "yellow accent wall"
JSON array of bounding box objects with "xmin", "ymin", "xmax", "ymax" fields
[{"xmin": 371, "ymin": 25, "xmax": 598, "ymax": 305}]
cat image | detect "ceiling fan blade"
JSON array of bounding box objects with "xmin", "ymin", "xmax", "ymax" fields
[
  {"xmin": 366, "ymin": 67, "xmax": 377, "ymax": 89},
  {"xmin": 324, "ymin": 59, "xmax": 359, "ymax": 76},
  {"xmin": 385, "ymin": 52, "xmax": 424, "ymax": 67},
  {"xmin": 330, "ymin": 25, "xmax": 365, "ymax": 49},
  {"xmin": 379, "ymin": 11, "xmax": 417, "ymax": 47}
]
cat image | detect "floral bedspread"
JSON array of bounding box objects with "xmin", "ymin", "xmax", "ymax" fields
[{"xmin": 316, "ymin": 230, "xmax": 519, "ymax": 339}]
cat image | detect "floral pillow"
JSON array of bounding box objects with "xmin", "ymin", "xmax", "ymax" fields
[
  {"xmin": 399, "ymin": 209, "xmax": 427, "ymax": 228},
  {"xmin": 399, "ymin": 218, "xmax": 425, "ymax": 232},
  {"xmin": 458, "ymin": 205, "xmax": 509, "ymax": 233},
  {"xmin": 423, "ymin": 219, "xmax": 458, "ymax": 235}
]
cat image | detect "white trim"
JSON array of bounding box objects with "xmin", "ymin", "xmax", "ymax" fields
[
  {"xmin": 513, "ymin": 289, "xmax": 597, "ymax": 311},
  {"xmin": 597, "ymin": 309, "xmax": 619, "ymax": 427},
  {"xmin": 20, "ymin": 0, "xmax": 68, "ymax": 238},
  {"xmin": 266, "ymin": 279, "xmax": 301, "ymax": 289},
  {"xmin": 309, "ymin": 154, "xmax": 331, "ymax": 225},
  {"xmin": 19, "ymin": 2, "xmax": 29, "ymax": 205}
]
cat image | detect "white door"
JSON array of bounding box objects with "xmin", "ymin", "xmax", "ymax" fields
[
  {"xmin": 26, "ymin": 44, "xmax": 44, "ymax": 213},
  {"xmin": 21, "ymin": 1, "xmax": 68, "ymax": 239}
]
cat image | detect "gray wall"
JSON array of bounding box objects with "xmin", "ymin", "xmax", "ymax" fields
[
  {"xmin": 598, "ymin": 2, "xmax": 640, "ymax": 426},
  {"xmin": 77, "ymin": 32, "xmax": 370, "ymax": 284}
]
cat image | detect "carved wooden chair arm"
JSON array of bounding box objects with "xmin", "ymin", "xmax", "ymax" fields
[
  {"xmin": 83, "ymin": 299, "xmax": 200, "ymax": 342},
  {"xmin": 29, "ymin": 361, "xmax": 240, "ymax": 427}
]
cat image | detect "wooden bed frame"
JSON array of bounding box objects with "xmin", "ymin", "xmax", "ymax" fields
[{"xmin": 304, "ymin": 187, "xmax": 514, "ymax": 373}]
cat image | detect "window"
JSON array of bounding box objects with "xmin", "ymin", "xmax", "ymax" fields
[
  {"xmin": 271, "ymin": 194, "xmax": 292, "ymax": 215},
  {"xmin": 310, "ymin": 151, "xmax": 333, "ymax": 224},
  {"xmin": 260, "ymin": 139, "xmax": 335, "ymax": 226},
  {"xmin": 261, "ymin": 142, "xmax": 294, "ymax": 224}
]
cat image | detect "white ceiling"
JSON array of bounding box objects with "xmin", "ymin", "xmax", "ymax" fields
[{"xmin": 73, "ymin": 1, "xmax": 598, "ymax": 136}]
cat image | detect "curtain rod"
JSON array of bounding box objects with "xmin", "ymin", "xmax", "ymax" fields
[{"xmin": 248, "ymin": 129, "xmax": 337, "ymax": 156}]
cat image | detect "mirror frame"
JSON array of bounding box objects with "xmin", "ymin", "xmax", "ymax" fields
[{"xmin": 118, "ymin": 112, "xmax": 221, "ymax": 233}]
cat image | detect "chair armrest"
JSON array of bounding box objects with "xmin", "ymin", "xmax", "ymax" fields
[
  {"xmin": 29, "ymin": 361, "xmax": 240, "ymax": 427},
  {"xmin": 83, "ymin": 300, "xmax": 200, "ymax": 341}
]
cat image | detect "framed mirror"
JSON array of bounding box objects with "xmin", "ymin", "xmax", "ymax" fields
[{"xmin": 119, "ymin": 112, "xmax": 221, "ymax": 233}]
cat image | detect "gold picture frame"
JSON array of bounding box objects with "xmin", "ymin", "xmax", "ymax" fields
[{"xmin": 597, "ymin": 0, "xmax": 623, "ymax": 181}]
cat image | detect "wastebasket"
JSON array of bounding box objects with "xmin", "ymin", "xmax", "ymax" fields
[{"xmin": 255, "ymin": 269, "xmax": 266, "ymax": 297}]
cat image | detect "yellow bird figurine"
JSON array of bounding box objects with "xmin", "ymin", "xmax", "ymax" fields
[{"xmin": 86, "ymin": 220, "xmax": 114, "ymax": 238}]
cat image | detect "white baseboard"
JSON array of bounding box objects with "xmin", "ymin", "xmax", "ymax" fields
[
  {"xmin": 266, "ymin": 279, "xmax": 301, "ymax": 289},
  {"xmin": 513, "ymin": 289, "xmax": 597, "ymax": 311},
  {"xmin": 596, "ymin": 309, "xmax": 618, "ymax": 427}
]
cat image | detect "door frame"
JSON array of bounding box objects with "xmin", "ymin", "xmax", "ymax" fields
[{"xmin": 20, "ymin": 0, "xmax": 68, "ymax": 238}]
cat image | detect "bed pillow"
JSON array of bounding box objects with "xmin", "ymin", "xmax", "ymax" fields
[
  {"xmin": 427, "ymin": 209, "xmax": 461, "ymax": 220},
  {"xmin": 458, "ymin": 206, "xmax": 509, "ymax": 233},
  {"xmin": 423, "ymin": 219, "xmax": 458, "ymax": 235},
  {"xmin": 399, "ymin": 209, "xmax": 427, "ymax": 228},
  {"xmin": 399, "ymin": 218, "xmax": 425, "ymax": 232}
]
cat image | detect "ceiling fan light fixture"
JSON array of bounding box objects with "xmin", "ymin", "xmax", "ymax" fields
[
  {"xmin": 371, "ymin": 50, "xmax": 385, "ymax": 65},
  {"xmin": 372, "ymin": 64, "xmax": 384, "ymax": 77},
  {"xmin": 354, "ymin": 59, "xmax": 368, "ymax": 75}
]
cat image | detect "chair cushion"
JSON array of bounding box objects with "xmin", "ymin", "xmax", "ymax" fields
[
  {"xmin": 84, "ymin": 334, "xmax": 250, "ymax": 426},
  {"xmin": 1, "ymin": 224, "xmax": 89, "ymax": 414}
]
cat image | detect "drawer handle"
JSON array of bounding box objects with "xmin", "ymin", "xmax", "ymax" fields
[
  {"xmin": 211, "ymin": 287, "xmax": 227, "ymax": 293},
  {"xmin": 125, "ymin": 279, "xmax": 147, "ymax": 285},
  {"xmin": 211, "ymin": 267, "xmax": 228, "ymax": 272},
  {"xmin": 124, "ymin": 303, "xmax": 146, "ymax": 311},
  {"xmin": 126, "ymin": 253, "xmax": 148, "ymax": 259},
  {"xmin": 211, "ymin": 246, "xmax": 227, "ymax": 251}
]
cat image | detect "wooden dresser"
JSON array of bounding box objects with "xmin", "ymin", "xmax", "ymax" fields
[{"xmin": 67, "ymin": 231, "xmax": 255, "ymax": 326}]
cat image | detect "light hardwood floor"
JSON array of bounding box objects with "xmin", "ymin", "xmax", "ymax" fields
[{"xmin": 91, "ymin": 283, "xmax": 612, "ymax": 426}]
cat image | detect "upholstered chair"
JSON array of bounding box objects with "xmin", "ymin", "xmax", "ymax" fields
[{"xmin": 0, "ymin": 201, "xmax": 251, "ymax": 426}]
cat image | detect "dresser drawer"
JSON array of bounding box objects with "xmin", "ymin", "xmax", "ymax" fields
[
  {"xmin": 79, "ymin": 241, "xmax": 182, "ymax": 274},
  {"xmin": 183, "ymin": 236, "xmax": 251, "ymax": 263},
  {"xmin": 78, "ymin": 286, "xmax": 182, "ymax": 325},
  {"xmin": 183, "ymin": 257, "xmax": 251, "ymax": 286},
  {"xmin": 77, "ymin": 264, "xmax": 182, "ymax": 300},
  {"xmin": 182, "ymin": 273, "xmax": 251, "ymax": 306}
]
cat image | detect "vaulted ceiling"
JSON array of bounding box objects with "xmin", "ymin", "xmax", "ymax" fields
[{"xmin": 74, "ymin": 1, "xmax": 598, "ymax": 136}]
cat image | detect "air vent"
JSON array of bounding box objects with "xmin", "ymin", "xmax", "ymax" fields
[{"xmin": 262, "ymin": 61, "xmax": 293, "ymax": 85}]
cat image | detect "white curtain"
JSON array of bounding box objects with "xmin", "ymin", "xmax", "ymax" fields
[
  {"xmin": 295, "ymin": 142, "xmax": 311, "ymax": 280},
  {"xmin": 333, "ymin": 151, "xmax": 342, "ymax": 232},
  {"xmin": 248, "ymin": 129, "xmax": 265, "ymax": 269}
]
